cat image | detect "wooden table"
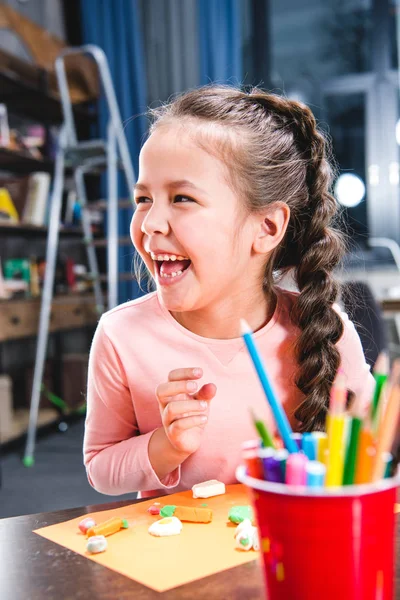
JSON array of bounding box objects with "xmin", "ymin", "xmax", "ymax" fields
[{"xmin": 0, "ymin": 497, "xmax": 399, "ymax": 600}]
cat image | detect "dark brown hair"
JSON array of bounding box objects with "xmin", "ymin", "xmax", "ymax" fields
[{"xmin": 148, "ymin": 85, "xmax": 345, "ymax": 431}]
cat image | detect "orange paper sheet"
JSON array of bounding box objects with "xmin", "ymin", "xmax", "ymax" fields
[{"xmin": 34, "ymin": 484, "xmax": 258, "ymax": 592}]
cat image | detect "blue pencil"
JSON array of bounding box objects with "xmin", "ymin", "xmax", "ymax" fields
[{"xmin": 240, "ymin": 319, "xmax": 298, "ymax": 454}]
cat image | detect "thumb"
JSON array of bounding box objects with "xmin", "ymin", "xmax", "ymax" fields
[{"xmin": 194, "ymin": 383, "xmax": 217, "ymax": 402}]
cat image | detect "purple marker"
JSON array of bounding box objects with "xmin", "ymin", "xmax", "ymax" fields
[
  {"xmin": 263, "ymin": 450, "xmax": 285, "ymax": 483},
  {"xmin": 259, "ymin": 447, "xmax": 275, "ymax": 481}
]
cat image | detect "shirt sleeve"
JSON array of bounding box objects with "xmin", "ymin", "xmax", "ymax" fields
[
  {"xmin": 83, "ymin": 317, "xmax": 181, "ymax": 495},
  {"xmin": 335, "ymin": 305, "xmax": 375, "ymax": 414}
]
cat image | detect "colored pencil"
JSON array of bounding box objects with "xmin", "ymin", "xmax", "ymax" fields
[
  {"xmin": 343, "ymin": 416, "xmax": 362, "ymax": 485},
  {"xmin": 372, "ymin": 360, "xmax": 400, "ymax": 481},
  {"xmin": 354, "ymin": 427, "xmax": 376, "ymax": 484},
  {"xmin": 371, "ymin": 352, "xmax": 389, "ymax": 426},
  {"xmin": 250, "ymin": 409, "xmax": 275, "ymax": 448},
  {"xmin": 241, "ymin": 319, "xmax": 298, "ymax": 453},
  {"xmin": 326, "ymin": 372, "xmax": 347, "ymax": 486},
  {"xmin": 311, "ymin": 432, "xmax": 329, "ymax": 465}
]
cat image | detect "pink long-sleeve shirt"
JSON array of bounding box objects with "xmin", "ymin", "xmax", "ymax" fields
[{"xmin": 84, "ymin": 288, "xmax": 374, "ymax": 497}]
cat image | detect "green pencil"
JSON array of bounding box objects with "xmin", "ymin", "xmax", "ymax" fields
[
  {"xmin": 343, "ymin": 416, "xmax": 362, "ymax": 485},
  {"xmin": 371, "ymin": 352, "xmax": 389, "ymax": 424},
  {"xmin": 251, "ymin": 410, "xmax": 275, "ymax": 448}
]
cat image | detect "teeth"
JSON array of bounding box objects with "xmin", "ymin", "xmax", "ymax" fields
[
  {"xmin": 160, "ymin": 270, "xmax": 183, "ymax": 278},
  {"xmin": 150, "ymin": 252, "xmax": 189, "ymax": 262}
]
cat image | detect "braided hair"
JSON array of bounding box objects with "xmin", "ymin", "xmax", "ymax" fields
[{"xmin": 149, "ymin": 85, "xmax": 346, "ymax": 431}]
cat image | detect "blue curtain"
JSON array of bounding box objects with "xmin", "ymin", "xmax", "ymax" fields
[
  {"xmin": 198, "ymin": 0, "xmax": 242, "ymax": 84},
  {"xmin": 80, "ymin": 0, "xmax": 148, "ymax": 303}
]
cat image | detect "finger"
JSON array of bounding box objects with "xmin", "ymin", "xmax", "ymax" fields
[
  {"xmin": 194, "ymin": 383, "xmax": 217, "ymax": 401},
  {"xmin": 156, "ymin": 379, "xmax": 199, "ymax": 400},
  {"xmin": 168, "ymin": 368, "xmax": 203, "ymax": 382},
  {"xmin": 164, "ymin": 399, "xmax": 208, "ymax": 422},
  {"xmin": 169, "ymin": 415, "xmax": 208, "ymax": 433}
]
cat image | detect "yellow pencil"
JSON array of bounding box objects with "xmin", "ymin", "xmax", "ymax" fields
[
  {"xmin": 326, "ymin": 371, "xmax": 347, "ymax": 486},
  {"xmin": 372, "ymin": 360, "xmax": 400, "ymax": 482},
  {"xmin": 311, "ymin": 432, "xmax": 329, "ymax": 465}
]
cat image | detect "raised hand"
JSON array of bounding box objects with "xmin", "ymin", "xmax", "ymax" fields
[{"xmin": 156, "ymin": 367, "xmax": 216, "ymax": 455}]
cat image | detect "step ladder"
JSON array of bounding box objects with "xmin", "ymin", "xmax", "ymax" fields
[{"xmin": 23, "ymin": 45, "xmax": 136, "ymax": 466}]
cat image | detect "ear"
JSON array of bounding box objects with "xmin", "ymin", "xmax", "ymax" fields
[{"xmin": 252, "ymin": 202, "xmax": 290, "ymax": 255}]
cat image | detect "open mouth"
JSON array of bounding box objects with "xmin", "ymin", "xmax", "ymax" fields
[{"xmin": 151, "ymin": 254, "xmax": 192, "ymax": 280}]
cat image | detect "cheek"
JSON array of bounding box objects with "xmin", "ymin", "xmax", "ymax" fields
[{"xmin": 130, "ymin": 213, "xmax": 143, "ymax": 250}]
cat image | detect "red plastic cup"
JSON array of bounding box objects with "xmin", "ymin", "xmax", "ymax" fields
[{"xmin": 236, "ymin": 465, "xmax": 399, "ymax": 600}]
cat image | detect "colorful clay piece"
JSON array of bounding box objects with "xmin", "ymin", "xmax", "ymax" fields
[
  {"xmin": 86, "ymin": 535, "xmax": 108, "ymax": 554},
  {"xmin": 228, "ymin": 505, "xmax": 254, "ymax": 524},
  {"xmin": 148, "ymin": 504, "xmax": 161, "ymax": 515},
  {"xmin": 148, "ymin": 516, "xmax": 183, "ymax": 537},
  {"xmin": 160, "ymin": 505, "xmax": 213, "ymax": 523},
  {"xmin": 234, "ymin": 519, "xmax": 259, "ymax": 551},
  {"xmin": 78, "ymin": 517, "xmax": 96, "ymax": 535},
  {"xmin": 87, "ymin": 517, "xmax": 129, "ymax": 538},
  {"xmin": 192, "ymin": 480, "xmax": 226, "ymax": 498},
  {"xmin": 160, "ymin": 505, "xmax": 176, "ymax": 518}
]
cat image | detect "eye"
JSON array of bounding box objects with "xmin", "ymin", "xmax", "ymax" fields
[
  {"xmin": 135, "ymin": 196, "xmax": 152, "ymax": 205},
  {"xmin": 173, "ymin": 195, "xmax": 195, "ymax": 203}
]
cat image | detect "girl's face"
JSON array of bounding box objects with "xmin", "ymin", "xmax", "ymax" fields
[{"xmin": 131, "ymin": 124, "xmax": 261, "ymax": 314}]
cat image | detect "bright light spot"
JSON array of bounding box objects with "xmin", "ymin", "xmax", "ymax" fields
[
  {"xmin": 368, "ymin": 164, "xmax": 379, "ymax": 186},
  {"xmin": 334, "ymin": 173, "xmax": 365, "ymax": 207},
  {"xmin": 389, "ymin": 162, "xmax": 399, "ymax": 185},
  {"xmin": 396, "ymin": 119, "xmax": 400, "ymax": 145}
]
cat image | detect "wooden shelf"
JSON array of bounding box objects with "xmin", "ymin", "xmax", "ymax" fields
[
  {"xmin": 0, "ymin": 294, "xmax": 99, "ymax": 342},
  {"xmin": 0, "ymin": 69, "xmax": 97, "ymax": 125},
  {"xmin": 0, "ymin": 408, "xmax": 59, "ymax": 445},
  {"xmin": 0, "ymin": 147, "xmax": 54, "ymax": 174}
]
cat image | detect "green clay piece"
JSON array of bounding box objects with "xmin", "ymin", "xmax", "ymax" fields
[
  {"xmin": 228, "ymin": 505, "xmax": 253, "ymax": 524},
  {"xmin": 160, "ymin": 505, "xmax": 176, "ymax": 518},
  {"xmin": 121, "ymin": 519, "xmax": 129, "ymax": 529},
  {"xmin": 240, "ymin": 536, "xmax": 250, "ymax": 547},
  {"xmin": 200, "ymin": 503, "xmax": 208, "ymax": 507}
]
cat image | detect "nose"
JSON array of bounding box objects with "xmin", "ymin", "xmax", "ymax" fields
[{"xmin": 140, "ymin": 203, "xmax": 170, "ymax": 236}]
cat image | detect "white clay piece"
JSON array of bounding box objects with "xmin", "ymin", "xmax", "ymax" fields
[
  {"xmin": 234, "ymin": 519, "xmax": 259, "ymax": 551},
  {"xmin": 148, "ymin": 516, "xmax": 183, "ymax": 537},
  {"xmin": 192, "ymin": 480, "xmax": 226, "ymax": 499},
  {"xmin": 86, "ymin": 535, "xmax": 108, "ymax": 554}
]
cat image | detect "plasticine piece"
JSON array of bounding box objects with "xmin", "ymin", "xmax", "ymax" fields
[
  {"xmin": 160, "ymin": 505, "xmax": 176, "ymax": 518},
  {"xmin": 86, "ymin": 535, "xmax": 108, "ymax": 554},
  {"xmin": 192, "ymin": 479, "xmax": 226, "ymax": 498},
  {"xmin": 78, "ymin": 517, "xmax": 96, "ymax": 535},
  {"xmin": 174, "ymin": 506, "xmax": 212, "ymax": 523},
  {"xmin": 87, "ymin": 517, "xmax": 129, "ymax": 538},
  {"xmin": 148, "ymin": 504, "xmax": 161, "ymax": 515},
  {"xmin": 228, "ymin": 505, "xmax": 253, "ymax": 524},
  {"xmin": 234, "ymin": 519, "xmax": 259, "ymax": 552},
  {"xmin": 148, "ymin": 516, "xmax": 183, "ymax": 537},
  {"xmin": 160, "ymin": 505, "xmax": 212, "ymax": 523}
]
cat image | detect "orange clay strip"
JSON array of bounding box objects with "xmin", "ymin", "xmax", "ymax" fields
[
  {"xmin": 87, "ymin": 517, "xmax": 128, "ymax": 538},
  {"xmin": 173, "ymin": 506, "xmax": 212, "ymax": 523}
]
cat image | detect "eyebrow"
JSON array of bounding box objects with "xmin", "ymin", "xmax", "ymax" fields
[{"xmin": 134, "ymin": 180, "xmax": 208, "ymax": 195}]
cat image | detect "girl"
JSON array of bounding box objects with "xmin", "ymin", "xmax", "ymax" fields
[{"xmin": 84, "ymin": 85, "xmax": 374, "ymax": 497}]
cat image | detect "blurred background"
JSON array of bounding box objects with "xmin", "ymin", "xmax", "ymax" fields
[{"xmin": 0, "ymin": 0, "xmax": 398, "ymax": 517}]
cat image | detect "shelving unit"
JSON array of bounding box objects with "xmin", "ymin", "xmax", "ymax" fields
[
  {"xmin": 0, "ymin": 294, "xmax": 99, "ymax": 343},
  {"xmin": 0, "ymin": 147, "xmax": 54, "ymax": 174},
  {"xmin": 0, "ymin": 63, "xmax": 100, "ymax": 447}
]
